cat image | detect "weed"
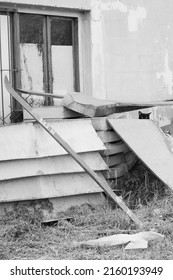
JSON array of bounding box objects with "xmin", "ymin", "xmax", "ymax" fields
[
  {"xmin": 0, "ymin": 162, "xmax": 172, "ymax": 259},
  {"xmin": 115, "ymin": 161, "xmax": 169, "ymax": 209}
]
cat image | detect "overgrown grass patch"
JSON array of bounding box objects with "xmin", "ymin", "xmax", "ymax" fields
[{"xmin": 0, "ymin": 162, "xmax": 173, "ymax": 259}]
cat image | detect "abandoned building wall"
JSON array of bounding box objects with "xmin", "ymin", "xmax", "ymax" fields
[
  {"xmin": 2, "ymin": 0, "xmax": 173, "ymax": 125},
  {"xmin": 90, "ymin": 0, "xmax": 173, "ymax": 125}
]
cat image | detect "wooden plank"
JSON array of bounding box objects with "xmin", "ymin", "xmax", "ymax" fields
[
  {"xmin": 101, "ymin": 141, "xmax": 129, "ymax": 156},
  {"xmin": 0, "ymin": 172, "xmax": 105, "ymax": 202},
  {"xmin": 102, "ymin": 163, "xmax": 128, "ymax": 179},
  {"xmin": 108, "ymin": 119, "xmax": 173, "ymax": 191},
  {"xmin": 24, "ymin": 105, "xmax": 82, "ymax": 120},
  {"xmin": 102, "ymin": 153, "xmax": 126, "ymax": 167},
  {"xmin": 0, "ymin": 152, "xmax": 108, "ymax": 181},
  {"xmin": 0, "ymin": 119, "xmax": 105, "ymax": 161},
  {"xmin": 97, "ymin": 130, "xmax": 120, "ymax": 143},
  {"xmin": 4, "ymin": 76, "xmax": 142, "ymax": 227}
]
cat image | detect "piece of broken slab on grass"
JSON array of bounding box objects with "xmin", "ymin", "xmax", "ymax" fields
[{"xmin": 74, "ymin": 231, "xmax": 164, "ymax": 250}]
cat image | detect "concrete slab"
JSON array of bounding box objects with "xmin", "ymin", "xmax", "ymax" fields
[
  {"xmin": 101, "ymin": 141, "xmax": 129, "ymax": 156},
  {"xmin": 0, "ymin": 172, "xmax": 106, "ymax": 202},
  {"xmin": 24, "ymin": 105, "xmax": 82, "ymax": 120},
  {"xmin": 97, "ymin": 130, "xmax": 120, "ymax": 143},
  {"xmin": 0, "ymin": 152, "xmax": 108, "ymax": 181},
  {"xmin": 0, "ymin": 120, "xmax": 105, "ymax": 161},
  {"xmin": 63, "ymin": 93, "xmax": 173, "ymax": 118},
  {"xmin": 108, "ymin": 119, "xmax": 173, "ymax": 190}
]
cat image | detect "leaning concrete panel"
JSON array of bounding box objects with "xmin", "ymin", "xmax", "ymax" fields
[{"xmin": 108, "ymin": 119, "xmax": 173, "ymax": 190}]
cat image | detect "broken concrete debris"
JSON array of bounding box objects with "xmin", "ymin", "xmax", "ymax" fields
[
  {"xmin": 62, "ymin": 93, "xmax": 173, "ymax": 118},
  {"xmin": 6, "ymin": 76, "xmax": 173, "ymax": 227},
  {"xmin": 4, "ymin": 76, "xmax": 142, "ymax": 227},
  {"xmin": 74, "ymin": 231, "xmax": 164, "ymax": 250}
]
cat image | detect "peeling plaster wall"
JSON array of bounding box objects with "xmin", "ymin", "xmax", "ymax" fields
[
  {"xmin": 90, "ymin": 0, "xmax": 106, "ymax": 99},
  {"xmin": 100, "ymin": 0, "xmax": 173, "ymax": 100},
  {"xmin": 90, "ymin": 0, "xmax": 173, "ymax": 125}
]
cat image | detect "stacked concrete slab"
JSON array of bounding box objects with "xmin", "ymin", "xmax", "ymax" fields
[
  {"xmin": 24, "ymin": 107, "xmax": 137, "ymax": 189},
  {"xmin": 92, "ymin": 117, "xmax": 137, "ymax": 187},
  {"xmin": 0, "ymin": 119, "xmax": 110, "ymax": 216}
]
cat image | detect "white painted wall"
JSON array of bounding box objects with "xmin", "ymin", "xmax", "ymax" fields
[
  {"xmin": 90, "ymin": 0, "xmax": 173, "ymax": 125},
  {"xmin": 2, "ymin": 0, "xmax": 173, "ymax": 126}
]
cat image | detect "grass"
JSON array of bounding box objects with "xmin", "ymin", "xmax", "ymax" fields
[{"xmin": 0, "ymin": 161, "xmax": 173, "ymax": 260}]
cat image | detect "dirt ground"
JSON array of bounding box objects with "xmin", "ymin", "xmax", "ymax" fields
[{"xmin": 0, "ymin": 162, "xmax": 173, "ymax": 260}]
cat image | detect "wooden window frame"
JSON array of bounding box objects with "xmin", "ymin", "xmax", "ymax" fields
[
  {"xmin": 0, "ymin": 4, "xmax": 92, "ymax": 120},
  {"xmin": 13, "ymin": 9, "xmax": 80, "ymax": 106}
]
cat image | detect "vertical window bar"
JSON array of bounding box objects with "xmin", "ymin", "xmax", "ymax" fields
[
  {"xmin": 44, "ymin": 16, "xmax": 53, "ymax": 106},
  {"xmin": 7, "ymin": 10, "xmax": 12, "ymax": 113},
  {"xmin": 43, "ymin": 16, "xmax": 48, "ymax": 94},
  {"xmin": 72, "ymin": 18, "xmax": 80, "ymax": 92},
  {"xmin": 13, "ymin": 12, "xmax": 22, "ymax": 111},
  {"xmin": 47, "ymin": 16, "xmax": 53, "ymax": 103},
  {"xmin": 7, "ymin": 11, "xmax": 12, "ymax": 82},
  {"xmin": 0, "ymin": 16, "xmax": 5, "ymax": 124}
]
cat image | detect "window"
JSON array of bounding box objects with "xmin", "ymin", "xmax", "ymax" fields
[
  {"xmin": 0, "ymin": 7, "xmax": 81, "ymax": 123},
  {"xmin": 18, "ymin": 13, "xmax": 79, "ymax": 106}
]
